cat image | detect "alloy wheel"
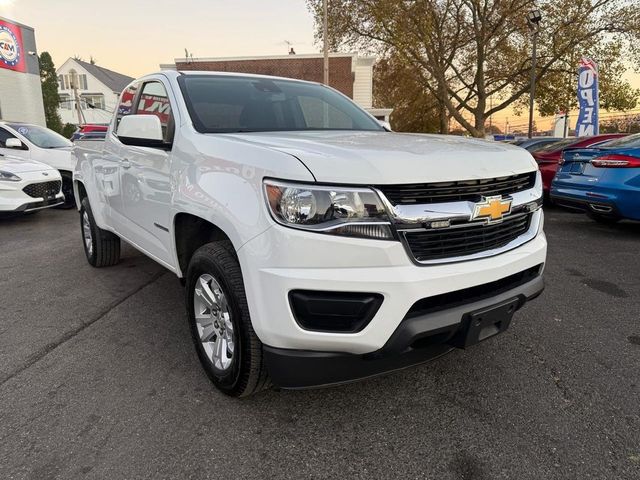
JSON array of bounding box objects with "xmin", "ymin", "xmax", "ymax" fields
[{"xmin": 193, "ymin": 273, "xmax": 235, "ymax": 371}]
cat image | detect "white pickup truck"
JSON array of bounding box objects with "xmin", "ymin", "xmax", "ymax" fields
[{"xmin": 73, "ymin": 71, "xmax": 546, "ymax": 397}]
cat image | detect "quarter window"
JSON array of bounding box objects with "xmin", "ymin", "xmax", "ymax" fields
[
  {"xmin": 115, "ymin": 82, "xmax": 140, "ymax": 130},
  {"xmin": 136, "ymin": 82, "xmax": 174, "ymax": 143}
]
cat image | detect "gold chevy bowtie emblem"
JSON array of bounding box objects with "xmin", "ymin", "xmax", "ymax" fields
[{"xmin": 472, "ymin": 196, "xmax": 512, "ymax": 223}]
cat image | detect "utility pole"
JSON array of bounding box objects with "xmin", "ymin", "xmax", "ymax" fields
[
  {"xmin": 70, "ymin": 70, "xmax": 85, "ymax": 125},
  {"xmin": 527, "ymin": 9, "xmax": 542, "ymax": 138},
  {"xmin": 323, "ymin": 0, "xmax": 329, "ymax": 85}
]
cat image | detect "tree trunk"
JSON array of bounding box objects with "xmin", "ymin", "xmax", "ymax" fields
[{"xmin": 438, "ymin": 103, "xmax": 449, "ymax": 134}]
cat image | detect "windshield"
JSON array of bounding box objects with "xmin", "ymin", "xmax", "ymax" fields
[
  {"xmin": 600, "ymin": 133, "xmax": 640, "ymax": 148},
  {"xmin": 9, "ymin": 124, "xmax": 72, "ymax": 148},
  {"xmin": 178, "ymin": 75, "xmax": 384, "ymax": 134}
]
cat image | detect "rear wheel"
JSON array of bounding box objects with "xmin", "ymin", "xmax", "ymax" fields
[
  {"xmin": 80, "ymin": 197, "xmax": 121, "ymax": 267},
  {"xmin": 587, "ymin": 212, "xmax": 621, "ymax": 225},
  {"xmin": 185, "ymin": 241, "xmax": 270, "ymax": 397}
]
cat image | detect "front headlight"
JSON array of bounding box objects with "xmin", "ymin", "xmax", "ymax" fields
[
  {"xmin": 263, "ymin": 179, "xmax": 394, "ymax": 240},
  {"xmin": 0, "ymin": 171, "xmax": 21, "ymax": 182}
]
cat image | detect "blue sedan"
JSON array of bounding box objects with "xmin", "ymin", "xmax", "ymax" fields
[{"xmin": 550, "ymin": 134, "xmax": 640, "ymax": 223}]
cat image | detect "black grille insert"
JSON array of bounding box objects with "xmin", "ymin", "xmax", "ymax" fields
[
  {"xmin": 404, "ymin": 213, "xmax": 532, "ymax": 262},
  {"xmin": 22, "ymin": 180, "xmax": 61, "ymax": 199},
  {"xmin": 377, "ymin": 172, "xmax": 536, "ymax": 205},
  {"xmin": 405, "ymin": 264, "xmax": 542, "ymax": 320}
]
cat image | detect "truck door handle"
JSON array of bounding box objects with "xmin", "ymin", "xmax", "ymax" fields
[{"xmin": 121, "ymin": 159, "xmax": 131, "ymax": 169}]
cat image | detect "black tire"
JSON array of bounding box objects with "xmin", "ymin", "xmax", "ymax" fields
[
  {"xmin": 587, "ymin": 212, "xmax": 621, "ymax": 225},
  {"xmin": 57, "ymin": 171, "xmax": 76, "ymax": 209},
  {"xmin": 186, "ymin": 241, "xmax": 270, "ymax": 397},
  {"xmin": 80, "ymin": 197, "xmax": 121, "ymax": 267}
]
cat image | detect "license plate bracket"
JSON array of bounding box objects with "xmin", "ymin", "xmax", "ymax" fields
[{"xmin": 450, "ymin": 298, "xmax": 520, "ymax": 348}]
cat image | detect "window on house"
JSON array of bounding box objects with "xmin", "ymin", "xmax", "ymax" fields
[
  {"xmin": 59, "ymin": 94, "xmax": 72, "ymax": 110},
  {"xmin": 81, "ymin": 94, "xmax": 105, "ymax": 110},
  {"xmin": 65, "ymin": 71, "xmax": 87, "ymax": 90},
  {"xmin": 58, "ymin": 75, "xmax": 65, "ymax": 91}
]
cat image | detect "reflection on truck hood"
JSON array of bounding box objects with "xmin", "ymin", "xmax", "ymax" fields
[{"xmin": 221, "ymin": 131, "xmax": 538, "ymax": 184}]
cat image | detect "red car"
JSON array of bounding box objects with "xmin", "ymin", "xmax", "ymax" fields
[
  {"xmin": 532, "ymin": 134, "xmax": 627, "ymax": 194},
  {"xmin": 71, "ymin": 124, "xmax": 108, "ymax": 141}
]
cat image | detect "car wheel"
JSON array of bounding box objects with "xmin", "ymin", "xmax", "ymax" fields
[
  {"xmin": 186, "ymin": 241, "xmax": 270, "ymax": 397},
  {"xmin": 57, "ymin": 172, "xmax": 76, "ymax": 209},
  {"xmin": 587, "ymin": 212, "xmax": 621, "ymax": 225},
  {"xmin": 80, "ymin": 197, "xmax": 121, "ymax": 267}
]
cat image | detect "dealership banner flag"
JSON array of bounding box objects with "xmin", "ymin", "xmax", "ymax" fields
[
  {"xmin": 575, "ymin": 57, "xmax": 599, "ymax": 137},
  {"xmin": 0, "ymin": 19, "xmax": 26, "ymax": 73}
]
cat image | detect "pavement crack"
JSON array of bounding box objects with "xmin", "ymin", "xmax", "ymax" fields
[
  {"xmin": 0, "ymin": 270, "xmax": 167, "ymax": 388},
  {"xmin": 510, "ymin": 331, "xmax": 573, "ymax": 404}
]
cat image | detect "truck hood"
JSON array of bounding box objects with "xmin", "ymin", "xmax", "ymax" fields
[
  {"xmin": 0, "ymin": 156, "xmax": 58, "ymax": 174},
  {"xmin": 222, "ymin": 131, "xmax": 538, "ymax": 184}
]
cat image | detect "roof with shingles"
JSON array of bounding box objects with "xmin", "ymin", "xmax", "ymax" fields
[{"xmin": 74, "ymin": 59, "xmax": 134, "ymax": 93}]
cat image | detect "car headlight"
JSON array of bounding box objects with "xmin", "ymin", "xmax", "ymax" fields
[
  {"xmin": 0, "ymin": 171, "xmax": 21, "ymax": 182},
  {"xmin": 263, "ymin": 179, "xmax": 394, "ymax": 240}
]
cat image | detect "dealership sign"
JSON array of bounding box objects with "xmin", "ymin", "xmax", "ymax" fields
[
  {"xmin": 0, "ymin": 19, "xmax": 26, "ymax": 73},
  {"xmin": 575, "ymin": 57, "xmax": 599, "ymax": 137}
]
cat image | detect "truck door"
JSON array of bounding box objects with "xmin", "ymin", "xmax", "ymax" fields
[
  {"xmin": 99, "ymin": 82, "xmax": 141, "ymax": 229},
  {"xmin": 119, "ymin": 80, "xmax": 175, "ymax": 266}
]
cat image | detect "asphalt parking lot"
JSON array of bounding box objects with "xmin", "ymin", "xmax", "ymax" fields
[{"xmin": 1, "ymin": 207, "xmax": 639, "ymax": 479}]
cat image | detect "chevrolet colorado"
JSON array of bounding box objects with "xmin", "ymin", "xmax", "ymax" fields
[{"xmin": 73, "ymin": 71, "xmax": 546, "ymax": 397}]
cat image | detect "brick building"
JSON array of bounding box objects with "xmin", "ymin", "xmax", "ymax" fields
[{"xmin": 161, "ymin": 53, "xmax": 392, "ymax": 122}]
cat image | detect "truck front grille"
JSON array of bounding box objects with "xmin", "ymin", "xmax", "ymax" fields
[
  {"xmin": 377, "ymin": 172, "xmax": 536, "ymax": 205},
  {"xmin": 22, "ymin": 181, "xmax": 62, "ymax": 199},
  {"xmin": 403, "ymin": 212, "xmax": 532, "ymax": 262}
]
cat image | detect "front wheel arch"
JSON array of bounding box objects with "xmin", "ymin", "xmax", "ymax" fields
[{"xmin": 173, "ymin": 213, "xmax": 236, "ymax": 278}]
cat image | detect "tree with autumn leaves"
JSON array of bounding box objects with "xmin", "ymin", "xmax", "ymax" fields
[{"xmin": 307, "ymin": 0, "xmax": 640, "ymax": 137}]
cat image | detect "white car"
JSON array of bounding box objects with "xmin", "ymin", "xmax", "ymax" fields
[
  {"xmin": 74, "ymin": 71, "xmax": 547, "ymax": 397},
  {"xmin": 0, "ymin": 121, "xmax": 76, "ymax": 207},
  {"xmin": 0, "ymin": 153, "xmax": 64, "ymax": 214}
]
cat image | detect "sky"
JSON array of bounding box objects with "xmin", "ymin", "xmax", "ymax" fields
[
  {"xmin": 0, "ymin": 0, "xmax": 319, "ymax": 75},
  {"xmin": 1, "ymin": 0, "xmax": 639, "ymax": 132}
]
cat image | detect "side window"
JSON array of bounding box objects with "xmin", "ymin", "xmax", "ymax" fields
[
  {"xmin": 114, "ymin": 82, "xmax": 140, "ymax": 132},
  {"xmin": 136, "ymin": 81, "xmax": 174, "ymax": 143},
  {"xmin": 0, "ymin": 127, "xmax": 27, "ymax": 149},
  {"xmin": 0, "ymin": 127, "xmax": 14, "ymax": 147}
]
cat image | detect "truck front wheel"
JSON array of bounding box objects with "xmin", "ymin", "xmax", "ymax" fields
[{"xmin": 186, "ymin": 242, "xmax": 270, "ymax": 397}]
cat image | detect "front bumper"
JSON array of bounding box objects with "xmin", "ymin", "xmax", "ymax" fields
[
  {"xmin": 0, "ymin": 174, "xmax": 64, "ymax": 212},
  {"xmin": 265, "ymin": 273, "xmax": 544, "ymax": 388},
  {"xmin": 238, "ymin": 211, "xmax": 547, "ymax": 356}
]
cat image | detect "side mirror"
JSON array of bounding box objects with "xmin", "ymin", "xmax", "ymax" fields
[
  {"xmin": 117, "ymin": 115, "xmax": 168, "ymax": 149},
  {"xmin": 378, "ymin": 120, "xmax": 392, "ymax": 131},
  {"xmin": 5, "ymin": 138, "xmax": 24, "ymax": 149}
]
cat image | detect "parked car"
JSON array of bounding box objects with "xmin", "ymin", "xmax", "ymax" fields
[
  {"xmin": 70, "ymin": 124, "xmax": 109, "ymax": 141},
  {"xmin": 531, "ymin": 133, "xmax": 626, "ymax": 196},
  {"xmin": 0, "ymin": 153, "xmax": 64, "ymax": 215},
  {"xmin": 74, "ymin": 71, "xmax": 546, "ymax": 397},
  {"xmin": 72, "ymin": 131, "xmax": 107, "ymax": 142},
  {"xmin": 551, "ymin": 133, "xmax": 640, "ymax": 223},
  {"xmin": 510, "ymin": 137, "xmax": 562, "ymax": 152},
  {"xmin": 0, "ymin": 122, "xmax": 76, "ymax": 208}
]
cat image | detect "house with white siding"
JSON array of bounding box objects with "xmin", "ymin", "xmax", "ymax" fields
[{"xmin": 56, "ymin": 58, "xmax": 133, "ymax": 126}]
